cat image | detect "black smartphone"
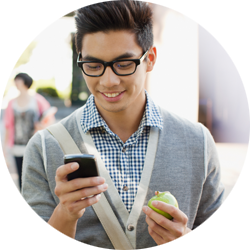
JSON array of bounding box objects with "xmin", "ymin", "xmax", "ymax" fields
[{"xmin": 64, "ymin": 154, "xmax": 99, "ymax": 181}]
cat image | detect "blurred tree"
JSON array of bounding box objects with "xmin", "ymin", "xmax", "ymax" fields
[
  {"xmin": 37, "ymin": 87, "xmax": 59, "ymax": 98},
  {"xmin": 71, "ymin": 33, "xmax": 90, "ymax": 106}
]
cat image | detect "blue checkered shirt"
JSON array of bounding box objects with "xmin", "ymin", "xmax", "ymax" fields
[{"xmin": 80, "ymin": 91, "xmax": 163, "ymax": 212}]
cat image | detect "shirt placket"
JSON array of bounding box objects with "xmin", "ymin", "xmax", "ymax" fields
[
  {"xmin": 120, "ymin": 134, "xmax": 139, "ymax": 211},
  {"xmin": 120, "ymin": 142, "xmax": 128, "ymax": 191}
]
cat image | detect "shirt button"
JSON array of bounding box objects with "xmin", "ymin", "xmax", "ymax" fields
[
  {"xmin": 122, "ymin": 147, "xmax": 126, "ymax": 153},
  {"xmin": 127, "ymin": 224, "xmax": 134, "ymax": 231},
  {"xmin": 101, "ymin": 128, "xmax": 106, "ymax": 134},
  {"xmin": 123, "ymin": 185, "xmax": 129, "ymax": 191}
]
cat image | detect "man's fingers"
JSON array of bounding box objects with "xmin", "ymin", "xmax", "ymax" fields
[
  {"xmin": 143, "ymin": 206, "xmax": 173, "ymax": 230},
  {"xmin": 53, "ymin": 163, "xmax": 108, "ymax": 220},
  {"xmin": 143, "ymin": 204, "xmax": 188, "ymax": 237},
  {"xmin": 68, "ymin": 193, "xmax": 102, "ymax": 214},
  {"xmin": 147, "ymin": 225, "xmax": 165, "ymax": 245},
  {"xmin": 55, "ymin": 162, "xmax": 79, "ymax": 181},
  {"xmin": 60, "ymin": 183, "xmax": 108, "ymax": 204},
  {"xmin": 55, "ymin": 176, "xmax": 106, "ymax": 196},
  {"xmin": 147, "ymin": 217, "xmax": 180, "ymax": 244},
  {"xmin": 152, "ymin": 201, "xmax": 188, "ymax": 223},
  {"xmin": 146, "ymin": 215, "xmax": 168, "ymax": 237}
]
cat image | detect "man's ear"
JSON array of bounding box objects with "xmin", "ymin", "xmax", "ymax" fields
[{"xmin": 146, "ymin": 46, "xmax": 157, "ymax": 72}]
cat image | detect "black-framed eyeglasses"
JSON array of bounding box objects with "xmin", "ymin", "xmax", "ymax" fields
[{"xmin": 77, "ymin": 50, "xmax": 149, "ymax": 77}]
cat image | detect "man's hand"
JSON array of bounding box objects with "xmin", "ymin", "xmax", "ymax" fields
[
  {"xmin": 142, "ymin": 200, "xmax": 191, "ymax": 245},
  {"xmin": 48, "ymin": 162, "xmax": 108, "ymax": 237},
  {"xmin": 54, "ymin": 162, "xmax": 108, "ymax": 220}
]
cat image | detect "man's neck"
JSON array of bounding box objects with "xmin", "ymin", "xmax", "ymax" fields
[{"xmin": 96, "ymin": 99, "xmax": 146, "ymax": 143}]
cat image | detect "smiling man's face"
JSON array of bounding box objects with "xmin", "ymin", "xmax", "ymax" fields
[{"xmin": 80, "ymin": 30, "xmax": 154, "ymax": 116}]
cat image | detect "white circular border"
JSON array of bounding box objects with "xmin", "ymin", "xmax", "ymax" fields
[{"xmin": 0, "ymin": 0, "xmax": 249, "ymax": 249}]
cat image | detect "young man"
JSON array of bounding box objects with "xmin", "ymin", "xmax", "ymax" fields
[{"xmin": 22, "ymin": 1, "xmax": 224, "ymax": 248}]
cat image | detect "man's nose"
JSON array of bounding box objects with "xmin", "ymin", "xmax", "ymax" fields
[{"xmin": 99, "ymin": 66, "xmax": 120, "ymax": 87}]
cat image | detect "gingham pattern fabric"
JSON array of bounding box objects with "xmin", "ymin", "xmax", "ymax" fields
[{"xmin": 80, "ymin": 91, "xmax": 163, "ymax": 212}]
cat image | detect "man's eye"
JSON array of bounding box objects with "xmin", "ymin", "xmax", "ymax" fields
[
  {"xmin": 116, "ymin": 62, "xmax": 133, "ymax": 68},
  {"xmin": 88, "ymin": 66, "xmax": 99, "ymax": 69},
  {"xmin": 85, "ymin": 63, "xmax": 102, "ymax": 70}
]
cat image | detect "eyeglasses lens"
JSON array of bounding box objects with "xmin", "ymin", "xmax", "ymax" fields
[
  {"xmin": 82, "ymin": 61, "xmax": 136, "ymax": 76},
  {"xmin": 83, "ymin": 62, "xmax": 104, "ymax": 76}
]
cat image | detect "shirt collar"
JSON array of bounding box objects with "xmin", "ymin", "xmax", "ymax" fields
[
  {"xmin": 80, "ymin": 94, "xmax": 106, "ymax": 133},
  {"xmin": 80, "ymin": 90, "xmax": 163, "ymax": 134},
  {"xmin": 144, "ymin": 90, "xmax": 163, "ymax": 130}
]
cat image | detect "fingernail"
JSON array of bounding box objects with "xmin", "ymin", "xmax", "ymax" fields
[
  {"xmin": 96, "ymin": 194, "xmax": 101, "ymax": 200},
  {"xmin": 71, "ymin": 163, "xmax": 79, "ymax": 170},
  {"xmin": 98, "ymin": 177, "xmax": 105, "ymax": 184},
  {"xmin": 102, "ymin": 183, "xmax": 108, "ymax": 190},
  {"xmin": 143, "ymin": 206, "xmax": 148, "ymax": 212},
  {"xmin": 152, "ymin": 201, "xmax": 158, "ymax": 206}
]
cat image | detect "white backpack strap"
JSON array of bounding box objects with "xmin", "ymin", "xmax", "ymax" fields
[
  {"xmin": 46, "ymin": 123, "xmax": 133, "ymax": 250},
  {"xmin": 200, "ymin": 123, "xmax": 208, "ymax": 180},
  {"xmin": 38, "ymin": 130, "xmax": 48, "ymax": 174}
]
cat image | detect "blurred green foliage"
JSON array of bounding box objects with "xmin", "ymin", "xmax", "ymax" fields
[
  {"xmin": 37, "ymin": 86, "xmax": 59, "ymax": 98},
  {"xmin": 33, "ymin": 79, "xmax": 71, "ymax": 99}
]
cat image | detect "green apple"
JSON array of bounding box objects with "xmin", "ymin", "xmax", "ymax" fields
[{"xmin": 147, "ymin": 191, "xmax": 179, "ymax": 220}]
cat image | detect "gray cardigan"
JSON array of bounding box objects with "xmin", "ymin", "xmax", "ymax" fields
[{"xmin": 22, "ymin": 106, "xmax": 224, "ymax": 249}]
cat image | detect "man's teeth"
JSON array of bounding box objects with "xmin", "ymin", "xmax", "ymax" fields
[{"xmin": 103, "ymin": 93, "xmax": 120, "ymax": 97}]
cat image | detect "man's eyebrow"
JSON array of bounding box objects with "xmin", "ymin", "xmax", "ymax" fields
[{"xmin": 82, "ymin": 52, "xmax": 137, "ymax": 61}]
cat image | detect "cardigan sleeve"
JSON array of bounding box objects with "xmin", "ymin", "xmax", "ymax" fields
[
  {"xmin": 22, "ymin": 132, "xmax": 57, "ymax": 222},
  {"xmin": 192, "ymin": 125, "xmax": 225, "ymax": 228}
]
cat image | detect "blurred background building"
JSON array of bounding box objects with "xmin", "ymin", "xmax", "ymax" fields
[{"xmin": 1, "ymin": 3, "xmax": 249, "ymax": 198}]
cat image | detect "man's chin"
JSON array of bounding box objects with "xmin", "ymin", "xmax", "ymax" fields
[
  {"xmin": 100, "ymin": 105, "xmax": 126, "ymax": 113},
  {"xmin": 96, "ymin": 101, "xmax": 127, "ymax": 114}
]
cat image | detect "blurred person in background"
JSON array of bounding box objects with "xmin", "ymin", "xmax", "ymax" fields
[{"xmin": 3, "ymin": 72, "xmax": 53, "ymax": 189}]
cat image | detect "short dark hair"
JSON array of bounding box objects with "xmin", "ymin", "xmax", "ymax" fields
[
  {"xmin": 75, "ymin": 0, "xmax": 153, "ymax": 53},
  {"xmin": 14, "ymin": 73, "xmax": 33, "ymax": 89}
]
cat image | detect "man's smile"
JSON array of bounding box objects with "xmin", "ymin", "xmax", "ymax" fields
[
  {"xmin": 103, "ymin": 92, "xmax": 121, "ymax": 98},
  {"xmin": 100, "ymin": 90, "xmax": 125, "ymax": 97},
  {"xmin": 99, "ymin": 91, "xmax": 126, "ymax": 102}
]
